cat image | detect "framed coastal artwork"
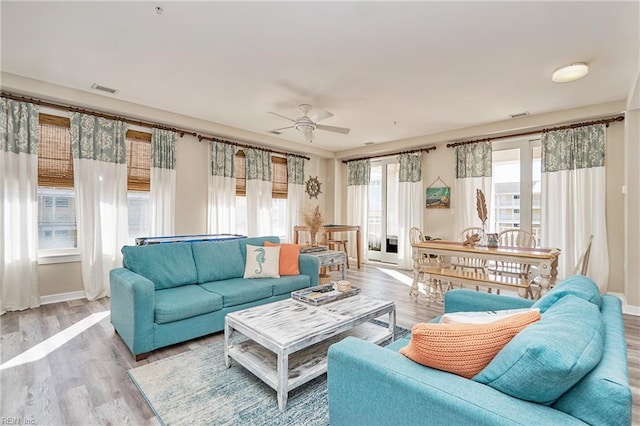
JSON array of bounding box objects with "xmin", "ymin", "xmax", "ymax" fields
[{"xmin": 425, "ymin": 186, "xmax": 450, "ymax": 209}]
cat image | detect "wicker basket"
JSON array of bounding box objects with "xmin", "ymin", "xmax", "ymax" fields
[{"xmin": 319, "ymin": 274, "xmax": 331, "ymax": 285}]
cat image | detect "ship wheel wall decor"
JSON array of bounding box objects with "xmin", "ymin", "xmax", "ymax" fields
[{"xmin": 305, "ymin": 176, "xmax": 322, "ymax": 199}]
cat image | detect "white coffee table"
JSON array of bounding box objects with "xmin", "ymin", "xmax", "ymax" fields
[{"xmin": 224, "ymin": 295, "xmax": 396, "ymax": 411}]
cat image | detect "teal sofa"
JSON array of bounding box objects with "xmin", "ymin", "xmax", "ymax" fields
[
  {"xmin": 328, "ymin": 276, "xmax": 632, "ymax": 426},
  {"xmin": 110, "ymin": 236, "xmax": 319, "ymax": 359}
]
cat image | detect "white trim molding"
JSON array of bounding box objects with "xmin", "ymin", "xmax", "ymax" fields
[
  {"xmin": 608, "ymin": 292, "xmax": 640, "ymax": 316},
  {"xmin": 40, "ymin": 291, "xmax": 86, "ymax": 306}
]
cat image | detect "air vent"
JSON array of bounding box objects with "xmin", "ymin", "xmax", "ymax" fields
[
  {"xmin": 91, "ymin": 83, "xmax": 117, "ymax": 94},
  {"xmin": 509, "ymin": 111, "xmax": 530, "ymax": 119}
]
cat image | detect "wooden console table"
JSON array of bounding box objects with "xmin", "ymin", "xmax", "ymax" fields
[{"xmin": 294, "ymin": 225, "xmax": 361, "ymax": 269}]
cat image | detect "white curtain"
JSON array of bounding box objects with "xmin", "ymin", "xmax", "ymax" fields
[
  {"xmin": 0, "ymin": 98, "xmax": 40, "ymax": 314},
  {"xmin": 286, "ymin": 155, "xmax": 305, "ymax": 243},
  {"xmin": 245, "ymin": 148, "xmax": 272, "ymax": 236},
  {"xmin": 207, "ymin": 141, "xmax": 237, "ymax": 234},
  {"xmin": 150, "ymin": 128, "xmax": 177, "ymax": 236},
  {"xmin": 70, "ymin": 113, "xmax": 129, "ymax": 301},
  {"xmin": 453, "ymin": 142, "xmax": 493, "ymax": 236},
  {"xmin": 397, "ymin": 153, "xmax": 423, "ymax": 270},
  {"xmin": 347, "ymin": 160, "xmax": 370, "ymax": 263},
  {"xmin": 541, "ymin": 124, "xmax": 608, "ymax": 291}
]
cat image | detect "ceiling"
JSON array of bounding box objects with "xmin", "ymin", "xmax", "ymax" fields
[{"xmin": 1, "ymin": 1, "xmax": 638, "ymax": 153}]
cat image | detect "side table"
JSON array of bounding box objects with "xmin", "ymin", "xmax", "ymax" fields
[{"xmin": 304, "ymin": 250, "xmax": 347, "ymax": 280}]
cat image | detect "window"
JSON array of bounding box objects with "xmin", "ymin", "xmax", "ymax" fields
[
  {"xmin": 234, "ymin": 150, "xmax": 288, "ymax": 240},
  {"xmin": 126, "ymin": 131, "xmax": 151, "ymax": 241},
  {"xmin": 37, "ymin": 113, "xmax": 77, "ymax": 252},
  {"xmin": 491, "ymin": 138, "xmax": 541, "ymax": 245},
  {"xmin": 37, "ymin": 113, "xmax": 154, "ymax": 255}
]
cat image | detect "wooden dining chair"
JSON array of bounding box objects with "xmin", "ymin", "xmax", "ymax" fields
[
  {"xmin": 451, "ymin": 227, "xmax": 486, "ymax": 273},
  {"xmin": 408, "ymin": 227, "xmax": 449, "ymax": 306},
  {"xmin": 530, "ymin": 234, "xmax": 594, "ymax": 299},
  {"xmin": 489, "ymin": 229, "xmax": 537, "ymax": 280}
]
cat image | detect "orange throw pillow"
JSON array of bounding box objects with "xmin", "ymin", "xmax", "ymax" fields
[
  {"xmin": 399, "ymin": 310, "xmax": 540, "ymax": 379},
  {"xmin": 264, "ymin": 241, "xmax": 300, "ymax": 276}
]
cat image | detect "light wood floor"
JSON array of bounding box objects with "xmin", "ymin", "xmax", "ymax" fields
[{"xmin": 1, "ymin": 262, "xmax": 638, "ymax": 425}]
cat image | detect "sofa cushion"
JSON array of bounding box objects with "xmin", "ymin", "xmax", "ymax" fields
[
  {"xmin": 532, "ymin": 274, "xmax": 601, "ymax": 313},
  {"xmin": 552, "ymin": 296, "xmax": 632, "ymax": 425},
  {"xmin": 244, "ymin": 245, "xmax": 280, "ymax": 278},
  {"xmin": 474, "ymin": 295, "xmax": 604, "ymax": 405},
  {"xmin": 399, "ymin": 310, "xmax": 540, "ymax": 379},
  {"xmin": 200, "ymin": 278, "xmax": 274, "ymax": 307},
  {"xmin": 264, "ymin": 241, "xmax": 301, "ymax": 276},
  {"xmin": 154, "ymin": 285, "xmax": 223, "ymax": 324},
  {"xmin": 191, "ymin": 240, "xmax": 244, "ymax": 283},
  {"xmin": 122, "ymin": 243, "xmax": 197, "ymax": 290},
  {"xmin": 271, "ymin": 275, "xmax": 311, "ymax": 296},
  {"xmin": 238, "ymin": 236, "xmax": 280, "ymax": 263}
]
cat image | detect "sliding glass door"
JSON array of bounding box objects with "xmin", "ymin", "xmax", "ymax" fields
[{"xmin": 368, "ymin": 160, "xmax": 399, "ymax": 263}]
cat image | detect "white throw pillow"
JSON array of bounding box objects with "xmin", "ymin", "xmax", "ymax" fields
[
  {"xmin": 244, "ymin": 244, "xmax": 280, "ymax": 279},
  {"xmin": 440, "ymin": 308, "xmax": 540, "ymax": 324}
]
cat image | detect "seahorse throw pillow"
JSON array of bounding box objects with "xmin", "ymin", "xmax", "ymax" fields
[{"xmin": 244, "ymin": 244, "xmax": 281, "ymax": 279}]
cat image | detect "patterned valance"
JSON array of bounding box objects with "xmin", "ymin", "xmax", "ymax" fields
[
  {"xmin": 0, "ymin": 98, "xmax": 39, "ymax": 155},
  {"xmin": 210, "ymin": 141, "xmax": 236, "ymax": 177},
  {"xmin": 455, "ymin": 142, "xmax": 491, "ymax": 179},
  {"xmin": 287, "ymin": 155, "xmax": 305, "ymax": 185},
  {"xmin": 347, "ymin": 159, "xmax": 371, "ymax": 186},
  {"xmin": 70, "ymin": 113, "xmax": 127, "ymax": 163},
  {"xmin": 151, "ymin": 128, "xmax": 177, "ymax": 170},
  {"xmin": 245, "ymin": 148, "xmax": 272, "ymax": 182},
  {"xmin": 542, "ymin": 124, "xmax": 605, "ymax": 172},
  {"xmin": 398, "ymin": 153, "xmax": 422, "ymax": 183}
]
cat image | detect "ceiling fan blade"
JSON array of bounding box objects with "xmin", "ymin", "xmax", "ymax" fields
[
  {"xmin": 304, "ymin": 132, "xmax": 313, "ymax": 143},
  {"xmin": 269, "ymin": 125, "xmax": 295, "ymax": 132},
  {"xmin": 311, "ymin": 110, "xmax": 333, "ymax": 122},
  {"xmin": 267, "ymin": 111, "xmax": 295, "ymax": 122},
  {"xmin": 316, "ymin": 124, "xmax": 350, "ymax": 134}
]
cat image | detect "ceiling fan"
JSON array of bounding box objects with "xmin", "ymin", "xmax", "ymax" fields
[{"xmin": 268, "ymin": 104, "xmax": 350, "ymax": 143}]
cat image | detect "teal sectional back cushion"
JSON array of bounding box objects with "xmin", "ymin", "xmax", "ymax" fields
[
  {"xmin": 552, "ymin": 296, "xmax": 633, "ymax": 425},
  {"xmin": 122, "ymin": 243, "xmax": 198, "ymax": 290},
  {"xmin": 533, "ymin": 274, "xmax": 601, "ymax": 313},
  {"xmin": 191, "ymin": 240, "xmax": 244, "ymax": 283},
  {"xmin": 473, "ymin": 295, "xmax": 604, "ymax": 405}
]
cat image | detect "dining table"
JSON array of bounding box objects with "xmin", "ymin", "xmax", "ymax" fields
[{"xmin": 411, "ymin": 240, "xmax": 561, "ymax": 299}]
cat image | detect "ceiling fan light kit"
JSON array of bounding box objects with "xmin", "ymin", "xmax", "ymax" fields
[{"xmin": 268, "ymin": 104, "xmax": 350, "ymax": 142}]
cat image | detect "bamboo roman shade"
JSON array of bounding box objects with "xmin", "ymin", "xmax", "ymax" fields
[
  {"xmin": 272, "ymin": 156, "xmax": 288, "ymax": 199},
  {"xmin": 37, "ymin": 113, "xmax": 152, "ymax": 191},
  {"xmin": 38, "ymin": 114, "xmax": 73, "ymax": 188},
  {"xmin": 234, "ymin": 150, "xmax": 288, "ymax": 198},
  {"xmin": 126, "ymin": 130, "xmax": 151, "ymax": 191}
]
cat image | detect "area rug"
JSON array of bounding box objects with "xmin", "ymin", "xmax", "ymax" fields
[{"xmin": 128, "ymin": 322, "xmax": 410, "ymax": 426}]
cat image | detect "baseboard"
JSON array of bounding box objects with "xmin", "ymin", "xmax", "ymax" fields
[
  {"xmin": 40, "ymin": 290, "xmax": 86, "ymax": 305},
  {"xmin": 607, "ymin": 292, "xmax": 640, "ymax": 316}
]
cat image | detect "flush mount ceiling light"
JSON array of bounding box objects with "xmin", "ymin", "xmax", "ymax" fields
[{"xmin": 552, "ymin": 63, "xmax": 589, "ymax": 83}]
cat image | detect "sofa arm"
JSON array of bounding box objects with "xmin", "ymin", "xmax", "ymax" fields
[
  {"xmin": 328, "ymin": 337, "xmax": 585, "ymax": 426},
  {"xmin": 109, "ymin": 268, "xmax": 155, "ymax": 355},
  {"xmin": 444, "ymin": 289, "xmax": 535, "ymax": 313},
  {"xmin": 298, "ymin": 254, "xmax": 320, "ymax": 286}
]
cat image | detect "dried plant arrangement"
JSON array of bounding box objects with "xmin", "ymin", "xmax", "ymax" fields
[
  {"xmin": 476, "ymin": 189, "xmax": 488, "ymax": 226},
  {"xmin": 303, "ymin": 205, "xmax": 324, "ymax": 245}
]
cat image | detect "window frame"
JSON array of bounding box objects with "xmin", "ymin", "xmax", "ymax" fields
[
  {"xmin": 37, "ymin": 111, "xmax": 154, "ymax": 262},
  {"xmin": 491, "ymin": 136, "xmax": 541, "ymax": 243}
]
